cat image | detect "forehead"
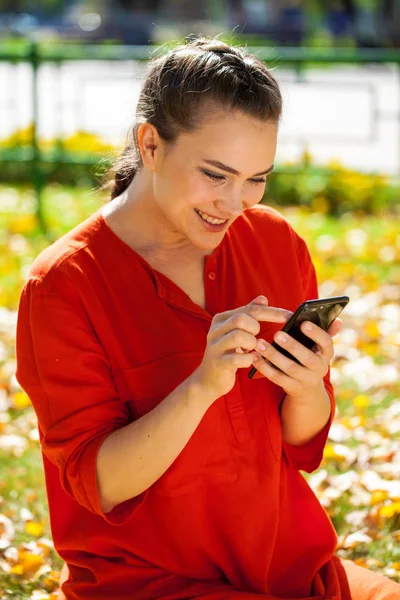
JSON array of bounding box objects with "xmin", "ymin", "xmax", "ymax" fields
[{"xmin": 176, "ymin": 110, "xmax": 278, "ymax": 168}]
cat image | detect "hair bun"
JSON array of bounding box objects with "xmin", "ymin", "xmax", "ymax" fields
[
  {"xmin": 103, "ymin": 36, "xmax": 281, "ymax": 201},
  {"xmin": 188, "ymin": 37, "xmax": 231, "ymax": 54}
]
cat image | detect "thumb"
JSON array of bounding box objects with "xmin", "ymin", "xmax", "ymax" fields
[
  {"xmin": 252, "ymin": 295, "xmax": 269, "ymax": 306},
  {"xmin": 328, "ymin": 318, "xmax": 343, "ymax": 338}
]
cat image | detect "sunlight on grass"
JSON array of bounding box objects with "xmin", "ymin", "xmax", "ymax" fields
[{"xmin": 0, "ymin": 184, "xmax": 399, "ymax": 598}]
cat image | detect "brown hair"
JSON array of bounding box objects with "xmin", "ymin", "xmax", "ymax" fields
[{"xmin": 104, "ymin": 36, "xmax": 282, "ymax": 200}]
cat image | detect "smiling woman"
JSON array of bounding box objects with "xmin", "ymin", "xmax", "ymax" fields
[
  {"xmin": 15, "ymin": 36, "xmax": 400, "ymax": 600},
  {"xmin": 99, "ymin": 42, "xmax": 280, "ymax": 257}
]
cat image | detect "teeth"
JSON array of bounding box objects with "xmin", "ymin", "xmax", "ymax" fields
[{"xmin": 195, "ymin": 209, "xmax": 227, "ymax": 225}]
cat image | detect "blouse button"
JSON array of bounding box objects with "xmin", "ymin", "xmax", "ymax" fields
[{"xmin": 208, "ymin": 272, "xmax": 216, "ymax": 281}]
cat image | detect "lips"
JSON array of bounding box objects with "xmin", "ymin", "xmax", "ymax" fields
[
  {"xmin": 194, "ymin": 208, "xmax": 228, "ymax": 224},
  {"xmin": 194, "ymin": 209, "xmax": 229, "ymax": 233}
]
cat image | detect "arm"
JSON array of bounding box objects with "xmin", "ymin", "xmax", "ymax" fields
[
  {"xmin": 17, "ymin": 274, "xmax": 275, "ymax": 519},
  {"xmin": 277, "ymin": 234, "xmax": 340, "ymax": 448},
  {"xmin": 97, "ymin": 376, "xmax": 210, "ymax": 513},
  {"xmin": 16, "ymin": 276, "xmax": 213, "ymax": 522},
  {"xmin": 280, "ymin": 381, "xmax": 331, "ymax": 446},
  {"xmin": 250, "ymin": 233, "xmax": 337, "ymax": 471}
]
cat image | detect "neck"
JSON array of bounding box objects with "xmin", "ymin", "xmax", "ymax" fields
[{"xmin": 103, "ymin": 174, "xmax": 209, "ymax": 261}]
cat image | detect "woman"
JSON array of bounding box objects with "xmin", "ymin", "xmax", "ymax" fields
[{"xmin": 15, "ymin": 37, "xmax": 399, "ymax": 599}]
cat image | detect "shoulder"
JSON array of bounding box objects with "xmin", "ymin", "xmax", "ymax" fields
[
  {"xmin": 228, "ymin": 204, "xmax": 314, "ymax": 275},
  {"xmin": 25, "ymin": 209, "xmax": 104, "ymax": 293},
  {"xmin": 231, "ymin": 203, "xmax": 303, "ymax": 247}
]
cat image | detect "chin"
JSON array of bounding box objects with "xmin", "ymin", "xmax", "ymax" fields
[{"xmin": 191, "ymin": 234, "xmax": 225, "ymax": 253}]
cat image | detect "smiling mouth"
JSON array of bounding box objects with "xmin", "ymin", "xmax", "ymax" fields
[{"xmin": 194, "ymin": 208, "xmax": 228, "ymax": 225}]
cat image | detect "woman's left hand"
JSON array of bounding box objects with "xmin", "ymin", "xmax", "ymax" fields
[{"xmin": 250, "ymin": 318, "xmax": 343, "ymax": 401}]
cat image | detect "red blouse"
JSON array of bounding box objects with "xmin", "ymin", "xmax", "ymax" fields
[{"xmin": 16, "ymin": 204, "xmax": 340, "ymax": 599}]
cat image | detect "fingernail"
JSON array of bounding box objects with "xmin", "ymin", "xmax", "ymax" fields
[
  {"xmin": 276, "ymin": 332, "xmax": 288, "ymax": 343},
  {"xmin": 255, "ymin": 295, "xmax": 268, "ymax": 303},
  {"xmin": 256, "ymin": 339, "xmax": 268, "ymax": 351}
]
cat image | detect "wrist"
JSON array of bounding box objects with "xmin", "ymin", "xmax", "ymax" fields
[
  {"xmin": 284, "ymin": 380, "xmax": 327, "ymax": 406},
  {"xmin": 186, "ymin": 370, "xmax": 218, "ymax": 410}
]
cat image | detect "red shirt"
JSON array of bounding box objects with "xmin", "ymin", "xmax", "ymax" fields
[{"xmin": 16, "ymin": 204, "xmax": 339, "ymax": 599}]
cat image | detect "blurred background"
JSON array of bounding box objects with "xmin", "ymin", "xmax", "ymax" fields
[
  {"xmin": 0, "ymin": 0, "xmax": 400, "ymax": 47},
  {"xmin": 0, "ymin": 2, "xmax": 399, "ymax": 599}
]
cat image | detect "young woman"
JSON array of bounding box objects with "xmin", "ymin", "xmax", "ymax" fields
[{"xmin": 15, "ymin": 37, "xmax": 400, "ymax": 600}]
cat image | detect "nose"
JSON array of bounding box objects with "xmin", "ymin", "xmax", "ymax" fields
[{"xmin": 215, "ymin": 190, "xmax": 243, "ymax": 218}]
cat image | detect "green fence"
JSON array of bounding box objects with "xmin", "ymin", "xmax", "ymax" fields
[{"xmin": 1, "ymin": 42, "xmax": 400, "ymax": 233}]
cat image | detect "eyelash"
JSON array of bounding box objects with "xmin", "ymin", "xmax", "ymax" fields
[{"xmin": 201, "ymin": 169, "xmax": 267, "ymax": 185}]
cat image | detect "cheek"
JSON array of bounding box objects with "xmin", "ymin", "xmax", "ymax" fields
[
  {"xmin": 155, "ymin": 170, "xmax": 192, "ymax": 208},
  {"xmin": 243, "ymin": 185, "xmax": 265, "ymax": 206},
  {"xmin": 185, "ymin": 177, "xmax": 213, "ymax": 208},
  {"xmin": 160, "ymin": 173, "xmax": 208, "ymax": 217}
]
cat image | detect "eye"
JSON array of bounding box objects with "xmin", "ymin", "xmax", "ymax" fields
[
  {"xmin": 200, "ymin": 168, "xmax": 267, "ymax": 185},
  {"xmin": 201, "ymin": 169, "xmax": 226, "ymax": 182},
  {"xmin": 248, "ymin": 178, "xmax": 267, "ymax": 185}
]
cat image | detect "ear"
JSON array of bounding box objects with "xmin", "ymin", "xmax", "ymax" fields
[{"xmin": 137, "ymin": 122, "xmax": 163, "ymax": 171}]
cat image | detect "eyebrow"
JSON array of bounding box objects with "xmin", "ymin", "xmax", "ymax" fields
[{"xmin": 202, "ymin": 159, "xmax": 274, "ymax": 177}]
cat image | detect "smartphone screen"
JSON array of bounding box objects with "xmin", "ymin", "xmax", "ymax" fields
[{"xmin": 248, "ymin": 295, "xmax": 349, "ymax": 379}]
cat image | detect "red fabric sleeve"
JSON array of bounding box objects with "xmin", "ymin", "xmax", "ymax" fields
[
  {"xmin": 281, "ymin": 232, "xmax": 336, "ymax": 473},
  {"xmin": 15, "ymin": 273, "xmax": 145, "ymax": 524}
]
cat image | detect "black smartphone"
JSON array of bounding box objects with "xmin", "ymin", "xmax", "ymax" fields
[{"xmin": 248, "ymin": 295, "xmax": 349, "ymax": 379}]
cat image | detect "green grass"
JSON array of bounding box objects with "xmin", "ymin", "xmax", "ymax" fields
[{"xmin": 1, "ymin": 184, "xmax": 399, "ymax": 597}]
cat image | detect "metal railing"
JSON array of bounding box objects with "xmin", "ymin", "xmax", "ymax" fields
[{"xmin": 1, "ymin": 41, "xmax": 400, "ymax": 233}]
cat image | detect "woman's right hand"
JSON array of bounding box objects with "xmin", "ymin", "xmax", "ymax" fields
[{"xmin": 190, "ymin": 296, "xmax": 292, "ymax": 405}]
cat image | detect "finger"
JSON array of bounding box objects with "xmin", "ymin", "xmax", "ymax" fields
[
  {"xmin": 327, "ymin": 318, "xmax": 343, "ymax": 338},
  {"xmin": 249, "ymin": 303, "xmax": 293, "ymax": 324},
  {"xmin": 210, "ymin": 302, "xmax": 292, "ymax": 347},
  {"xmin": 212, "ymin": 295, "xmax": 268, "ymax": 326},
  {"xmin": 251, "ymin": 353, "xmax": 302, "ymax": 391},
  {"xmin": 298, "ymin": 322, "xmax": 334, "ymax": 355},
  {"xmin": 221, "ymin": 351, "xmax": 258, "ymax": 370},
  {"xmin": 209, "ymin": 312, "xmax": 261, "ymax": 343},
  {"xmin": 212, "ymin": 296, "xmax": 290, "ymax": 327},
  {"xmin": 269, "ymin": 328, "xmax": 332, "ymax": 368},
  {"xmin": 255, "ymin": 339, "xmax": 313, "ymax": 378},
  {"xmin": 209, "ymin": 296, "xmax": 270, "ymax": 341},
  {"xmin": 215, "ymin": 328, "xmax": 258, "ymax": 355},
  {"xmin": 251, "ymin": 295, "xmax": 269, "ymax": 306},
  {"xmin": 246, "ymin": 305, "xmax": 291, "ymax": 327}
]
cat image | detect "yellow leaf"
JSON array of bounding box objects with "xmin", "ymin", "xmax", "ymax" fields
[
  {"xmin": 18, "ymin": 551, "xmax": 44, "ymax": 574},
  {"xmin": 11, "ymin": 564, "xmax": 24, "ymax": 574},
  {"xmin": 370, "ymin": 490, "xmax": 388, "ymax": 505},
  {"xmin": 364, "ymin": 321, "xmax": 380, "ymax": 339},
  {"xmin": 353, "ymin": 415, "xmax": 366, "ymax": 427},
  {"xmin": 313, "ymin": 256, "xmax": 322, "ymax": 274},
  {"xmin": 323, "ymin": 445, "xmax": 342, "ymax": 461},
  {"xmin": 8, "ymin": 214, "xmax": 36, "ymax": 234},
  {"xmin": 311, "ymin": 195, "xmax": 329, "ymax": 214},
  {"xmin": 37, "ymin": 542, "xmax": 51, "ymax": 558},
  {"xmin": 379, "ymin": 502, "xmax": 400, "ymax": 519},
  {"xmin": 26, "ymin": 521, "xmax": 44, "ymax": 537},
  {"xmin": 392, "ymin": 562, "xmax": 400, "ymax": 570},
  {"xmin": 42, "ymin": 570, "xmax": 60, "ymax": 592},
  {"xmin": 363, "ymin": 342, "xmax": 380, "ymax": 356},
  {"xmin": 354, "ymin": 558, "xmax": 368, "ymax": 567},
  {"xmin": 12, "ymin": 391, "xmax": 31, "ymax": 410},
  {"xmin": 353, "ymin": 394, "xmax": 370, "ymax": 409},
  {"xmin": 323, "ymin": 444, "xmax": 347, "ymax": 462}
]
